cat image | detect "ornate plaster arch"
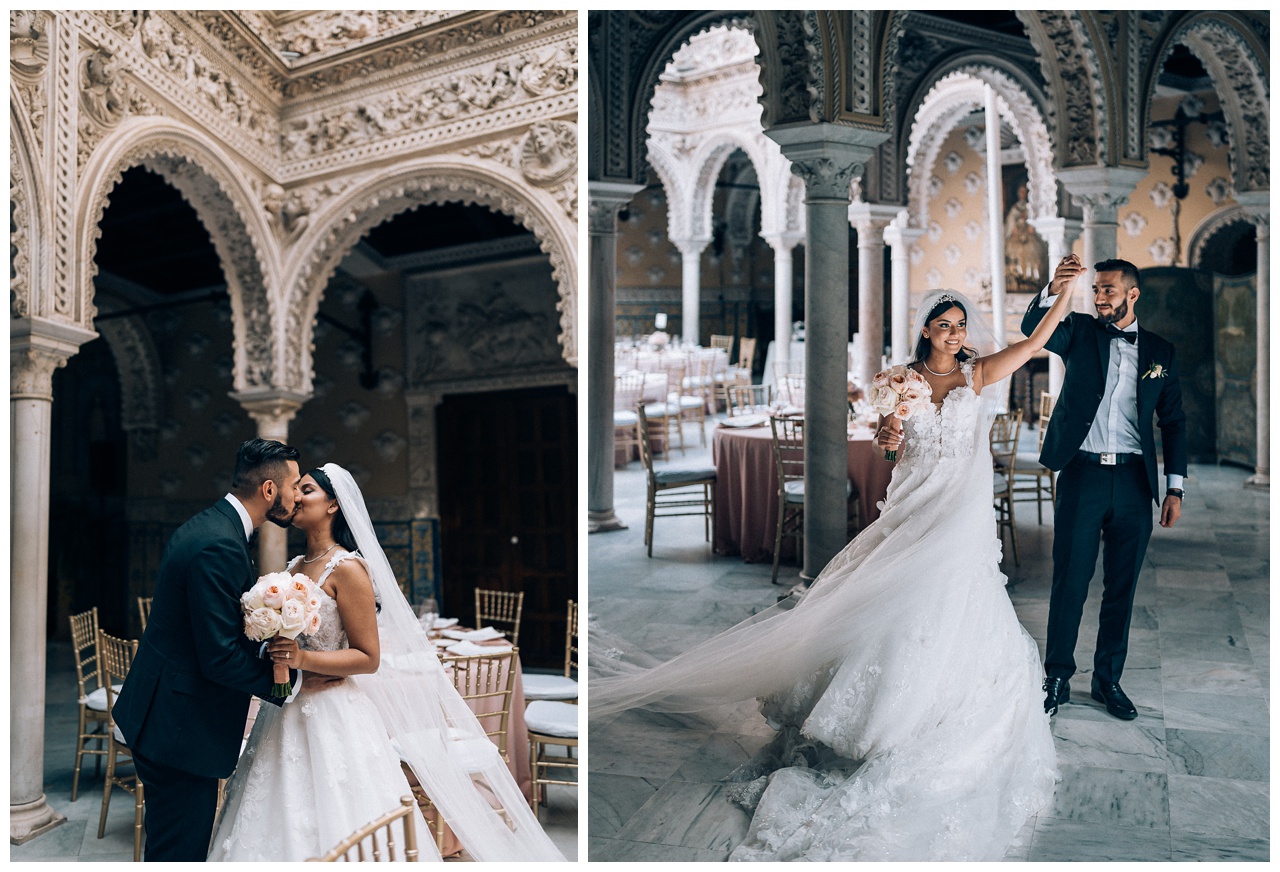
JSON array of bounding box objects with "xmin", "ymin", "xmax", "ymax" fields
[
  {"xmin": 1189, "ymin": 204, "xmax": 1253, "ymax": 269},
  {"xmin": 92, "ymin": 306, "xmax": 164, "ymax": 459},
  {"xmin": 1151, "ymin": 14, "xmax": 1269, "ymax": 194},
  {"xmin": 905, "ymin": 69, "xmax": 1058, "ymax": 231},
  {"xmin": 687, "ymin": 133, "xmax": 771, "ymax": 242},
  {"xmin": 76, "ymin": 118, "xmax": 279, "ymax": 390},
  {"xmin": 1018, "ymin": 11, "xmax": 1109, "ymax": 168},
  {"xmin": 10, "ymin": 101, "xmax": 47, "ymax": 321},
  {"xmin": 285, "ymin": 161, "xmax": 577, "ymax": 386}
]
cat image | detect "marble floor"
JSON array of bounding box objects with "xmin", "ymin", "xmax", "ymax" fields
[
  {"xmin": 11, "ymin": 642, "xmax": 578, "ymax": 862},
  {"xmin": 588, "ymin": 420, "xmax": 1269, "ymax": 861}
]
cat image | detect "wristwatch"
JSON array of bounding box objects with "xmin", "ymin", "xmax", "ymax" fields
[{"xmin": 1166, "ymin": 488, "xmax": 1184, "ymax": 499}]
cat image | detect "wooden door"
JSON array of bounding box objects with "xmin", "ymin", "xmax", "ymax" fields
[{"xmin": 437, "ymin": 386, "xmax": 576, "ymax": 668}]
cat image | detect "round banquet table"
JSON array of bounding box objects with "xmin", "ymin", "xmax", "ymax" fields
[{"xmin": 711, "ymin": 420, "xmax": 895, "ymax": 563}]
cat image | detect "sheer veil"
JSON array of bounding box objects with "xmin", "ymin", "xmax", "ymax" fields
[
  {"xmin": 322, "ymin": 464, "xmax": 564, "ymax": 861},
  {"xmin": 908, "ymin": 288, "xmax": 1009, "ymax": 412}
]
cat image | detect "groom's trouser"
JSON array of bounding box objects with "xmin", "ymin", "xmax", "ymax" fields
[
  {"xmin": 1045, "ymin": 455, "xmax": 1154, "ymax": 684},
  {"xmin": 132, "ymin": 748, "xmax": 220, "ymax": 861}
]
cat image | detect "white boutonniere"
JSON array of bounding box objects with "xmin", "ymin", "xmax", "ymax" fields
[{"xmin": 1142, "ymin": 362, "xmax": 1167, "ymax": 380}]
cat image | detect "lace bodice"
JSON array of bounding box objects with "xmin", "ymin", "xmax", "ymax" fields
[
  {"xmin": 287, "ymin": 550, "xmax": 366, "ymax": 653},
  {"xmin": 900, "ymin": 361, "xmax": 981, "ymax": 463}
]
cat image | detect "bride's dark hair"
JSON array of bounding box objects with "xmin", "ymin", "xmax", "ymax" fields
[
  {"xmin": 912, "ymin": 297, "xmax": 978, "ymax": 365},
  {"xmin": 305, "ymin": 467, "xmax": 359, "ymax": 554}
]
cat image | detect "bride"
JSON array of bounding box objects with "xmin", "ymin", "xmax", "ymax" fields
[
  {"xmin": 209, "ymin": 463, "xmax": 564, "ymax": 862},
  {"xmin": 591, "ymin": 257, "xmax": 1081, "ymax": 861}
]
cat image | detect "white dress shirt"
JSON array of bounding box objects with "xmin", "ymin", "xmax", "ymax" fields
[
  {"xmin": 1038, "ymin": 289, "xmax": 1183, "ymax": 492},
  {"xmin": 224, "ymin": 493, "xmax": 254, "ymax": 542}
]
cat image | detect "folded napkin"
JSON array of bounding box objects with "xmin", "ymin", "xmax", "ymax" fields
[
  {"xmin": 445, "ymin": 640, "xmax": 513, "ymax": 656},
  {"xmin": 461, "ymin": 626, "xmax": 505, "ymax": 641},
  {"xmin": 440, "ymin": 628, "xmax": 471, "ymax": 640},
  {"xmin": 432, "ymin": 617, "xmax": 459, "ymax": 630},
  {"xmin": 431, "ymin": 638, "xmax": 454, "ymax": 648}
]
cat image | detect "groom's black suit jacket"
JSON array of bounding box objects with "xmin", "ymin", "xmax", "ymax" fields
[
  {"xmin": 1021, "ymin": 299, "xmax": 1188, "ymax": 502},
  {"xmin": 113, "ymin": 499, "xmax": 292, "ymax": 780}
]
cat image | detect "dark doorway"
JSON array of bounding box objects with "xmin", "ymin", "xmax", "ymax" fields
[{"xmin": 436, "ymin": 386, "xmax": 576, "ymax": 668}]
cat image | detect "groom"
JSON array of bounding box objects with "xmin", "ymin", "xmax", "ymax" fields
[
  {"xmin": 1023, "ymin": 256, "xmax": 1187, "ymax": 720},
  {"xmin": 113, "ymin": 438, "xmax": 303, "ymax": 861}
]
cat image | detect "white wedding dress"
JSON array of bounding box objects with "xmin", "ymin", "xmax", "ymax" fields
[
  {"xmin": 591, "ymin": 363, "xmax": 1058, "ymax": 861},
  {"xmin": 209, "ymin": 551, "xmax": 439, "ymax": 862}
]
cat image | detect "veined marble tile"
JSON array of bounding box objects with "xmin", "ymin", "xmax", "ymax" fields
[
  {"xmin": 1167, "ymin": 774, "xmax": 1269, "ymax": 839},
  {"xmin": 1027, "ymin": 817, "xmax": 1172, "ymax": 862},
  {"xmin": 1165, "ymin": 728, "xmax": 1269, "ymax": 782},
  {"xmin": 1000, "ymin": 815, "xmax": 1036, "ymax": 861},
  {"xmin": 1170, "ymin": 832, "xmax": 1269, "ymax": 861},
  {"xmin": 1155, "ymin": 567, "xmax": 1232, "ymax": 590},
  {"xmin": 1157, "ymin": 630, "xmax": 1252, "ymax": 664},
  {"xmin": 587, "ymin": 772, "xmax": 663, "ymax": 839},
  {"xmin": 1045, "ymin": 765, "xmax": 1169, "ymax": 829},
  {"xmin": 9, "ymin": 819, "xmax": 88, "ymax": 861},
  {"xmin": 588, "ymin": 720, "xmax": 713, "ymax": 781},
  {"xmin": 672, "ymin": 731, "xmax": 774, "ymax": 783},
  {"xmin": 588, "ymin": 836, "xmax": 728, "ymax": 862},
  {"xmin": 613, "ymin": 780, "xmax": 750, "ymax": 852},
  {"xmin": 1160, "ymin": 658, "xmax": 1264, "ymax": 697},
  {"xmin": 1162, "ymin": 690, "xmax": 1269, "ymax": 737},
  {"xmin": 1050, "ymin": 717, "xmax": 1167, "ymax": 772}
]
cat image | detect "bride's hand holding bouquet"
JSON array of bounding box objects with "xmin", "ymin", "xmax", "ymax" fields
[
  {"xmin": 870, "ymin": 365, "xmax": 931, "ymax": 461},
  {"xmin": 242, "ymin": 571, "xmax": 325, "ymax": 697}
]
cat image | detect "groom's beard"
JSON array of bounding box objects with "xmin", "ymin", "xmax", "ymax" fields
[
  {"xmin": 264, "ymin": 493, "xmax": 298, "ymax": 528},
  {"xmin": 1097, "ymin": 298, "xmax": 1129, "ymax": 325}
]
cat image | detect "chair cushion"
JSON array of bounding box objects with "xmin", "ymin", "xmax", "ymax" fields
[
  {"xmin": 993, "ymin": 472, "xmax": 1010, "ymax": 492},
  {"xmin": 525, "ymin": 700, "xmax": 578, "ymax": 738},
  {"xmin": 521, "ymin": 674, "xmax": 579, "ymax": 701},
  {"xmin": 81, "ymin": 685, "xmax": 125, "ymax": 711},
  {"xmin": 613, "ymin": 410, "xmax": 638, "ymax": 426},
  {"xmin": 654, "ymin": 467, "xmax": 716, "ymax": 485},
  {"xmin": 672, "ymin": 395, "xmax": 704, "ymax": 410},
  {"xmin": 783, "ymin": 479, "xmax": 851, "ymax": 502},
  {"xmin": 643, "ymin": 402, "xmax": 677, "ymax": 418}
]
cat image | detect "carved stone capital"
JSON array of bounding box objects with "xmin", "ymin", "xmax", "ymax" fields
[
  {"xmin": 670, "ymin": 236, "xmax": 711, "ymax": 258},
  {"xmin": 768, "ymin": 124, "xmax": 886, "ymax": 204},
  {"xmin": 233, "ymin": 390, "xmax": 310, "ymax": 439},
  {"xmin": 1236, "ymin": 191, "xmax": 1270, "ymax": 239},
  {"xmin": 789, "ymin": 156, "xmax": 862, "ymax": 202},
  {"xmin": 587, "ymin": 182, "xmax": 642, "ymax": 235},
  {"xmin": 1028, "ymin": 216, "xmax": 1084, "ymax": 250},
  {"xmin": 848, "ymin": 201, "xmax": 899, "ymax": 242},
  {"xmin": 1058, "ymin": 166, "xmax": 1146, "ymax": 226},
  {"xmin": 10, "ymin": 318, "xmax": 99, "ymax": 400}
]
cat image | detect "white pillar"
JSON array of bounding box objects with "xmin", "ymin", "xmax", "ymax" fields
[
  {"xmin": 672, "ymin": 239, "xmax": 708, "ymax": 347},
  {"xmin": 884, "ymin": 218, "xmax": 924, "ymax": 365},
  {"xmin": 762, "ymin": 233, "xmax": 803, "ymax": 370},
  {"xmin": 984, "ymin": 85, "xmax": 1008, "ymax": 342},
  {"xmin": 849, "ymin": 210, "xmax": 893, "ymax": 387},
  {"xmin": 1238, "ymin": 194, "xmax": 1269, "ymax": 489},
  {"xmin": 588, "ymin": 182, "xmax": 643, "ymax": 533},
  {"xmin": 11, "ymin": 318, "xmax": 95, "ymax": 844},
  {"xmin": 235, "ymin": 391, "xmax": 307, "ymax": 573},
  {"xmin": 1028, "ymin": 215, "xmax": 1083, "ymax": 396},
  {"xmin": 769, "ymin": 124, "xmax": 886, "ymax": 579}
]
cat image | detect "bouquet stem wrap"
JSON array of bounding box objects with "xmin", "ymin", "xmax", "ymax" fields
[{"xmin": 242, "ymin": 571, "xmax": 326, "ymax": 699}]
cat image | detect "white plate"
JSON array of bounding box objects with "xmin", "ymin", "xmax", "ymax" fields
[{"xmin": 719, "ymin": 414, "xmax": 768, "ymax": 429}]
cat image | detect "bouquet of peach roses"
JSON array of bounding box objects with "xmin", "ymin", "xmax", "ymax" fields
[
  {"xmin": 870, "ymin": 365, "xmax": 932, "ymax": 462},
  {"xmin": 241, "ymin": 571, "xmax": 325, "ymax": 697}
]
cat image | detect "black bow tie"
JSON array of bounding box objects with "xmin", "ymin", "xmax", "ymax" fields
[
  {"xmin": 247, "ymin": 529, "xmax": 260, "ymax": 550},
  {"xmin": 1101, "ymin": 323, "xmax": 1136, "ymax": 344}
]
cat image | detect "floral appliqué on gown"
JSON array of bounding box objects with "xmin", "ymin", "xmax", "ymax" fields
[{"xmin": 208, "ymin": 551, "xmax": 438, "ymax": 862}]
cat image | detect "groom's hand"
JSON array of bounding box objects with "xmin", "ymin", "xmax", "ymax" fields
[
  {"xmin": 1159, "ymin": 495, "xmax": 1182, "ymax": 528},
  {"xmin": 1048, "ymin": 254, "xmax": 1084, "ymax": 297},
  {"xmin": 300, "ymin": 673, "xmax": 344, "ymax": 692}
]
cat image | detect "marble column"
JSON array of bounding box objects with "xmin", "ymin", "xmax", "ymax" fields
[
  {"xmin": 984, "ymin": 85, "xmax": 1008, "ymax": 341},
  {"xmin": 672, "ymin": 238, "xmax": 710, "ymax": 346},
  {"xmin": 11, "ymin": 318, "xmax": 95, "ymax": 844},
  {"xmin": 762, "ymin": 232, "xmax": 803, "ymax": 370},
  {"xmin": 769, "ymin": 125, "xmax": 885, "ymax": 579},
  {"xmin": 883, "ymin": 218, "xmax": 924, "ymax": 365},
  {"xmin": 235, "ymin": 391, "xmax": 307, "ymax": 573},
  {"xmin": 588, "ymin": 182, "xmax": 643, "ymax": 533},
  {"xmin": 1238, "ymin": 194, "xmax": 1269, "ymax": 489},
  {"xmin": 1028, "ymin": 215, "xmax": 1083, "ymax": 395},
  {"xmin": 848, "ymin": 203, "xmax": 897, "ymax": 387}
]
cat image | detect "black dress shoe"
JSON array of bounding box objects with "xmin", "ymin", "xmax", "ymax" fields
[
  {"xmin": 1043, "ymin": 676, "xmax": 1069, "ymax": 715},
  {"xmin": 1091, "ymin": 678, "xmax": 1137, "ymax": 720}
]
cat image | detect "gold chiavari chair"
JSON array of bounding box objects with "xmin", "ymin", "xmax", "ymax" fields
[
  {"xmin": 639, "ymin": 369, "xmax": 682, "ymax": 461},
  {"xmin": 781, "ymin": 372, "xmax": 806, "ymax": 409},
  {"xmin": 97, "ymin": 630, "xmax": 144, "ymax": 862},
  {"xmin": 70, "ymin": 607, "xmax": 112, "ymax": 802},
  {"xmin": 614, "ymin": 372, "xmax": 645, "ymax": 466},
  {"xmin": 522, "ymin": 601, "xmax": 578, "ymax": 703},
  {"xmin": 675, "ymin": 351, "xmax": 711, "ymax": 447},
  {"xmin": 708, "ymin": 334, "xmax": 734, "ymax": 355},
  {"xmin": 991, "ymin": 409, "xmax": 1024, "ymax": 566},
  {"xmin": 137, "ymin": 596, "xmax": 152, "ymax": 632},
  {"xmin": 637, "ymin": 405, "xmax": 716, "ymax": 557},
  {"xmin": 769, "ymin": 415, "xmax": 807, "ymax": 585},
  {"xmin": 727, "ymin": 383, "xmax": 772, "ymax": 417},
  {"xmin": 1013, "ymin": 391, "xmax": 1057, "ymax": 524},
  {"xmin": 721, "ymin": 337, "xmax": 757, "ymax": 408},
  {"xmin": 474, "ymin": 589, "xmax": 523, "ymax": 647},
  {"xmin": 308, "ymin": 796, "xmax": 419, "ymax": 862},
  {"xmin": 658, "ymin": 358, "xmax": 692, "ymax": 456},
  {"xmin": 526, "ymin": 601, "xmax": 579, "ymax": 818}
]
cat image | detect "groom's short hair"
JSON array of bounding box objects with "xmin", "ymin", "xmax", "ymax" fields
[
  {"xmin": 1094, "ymin": 258, "xmax": 1140, "ymax": 292},
  {"xmin": 231, "ymin": 438, "xmax": 300, "ymax": 496}
]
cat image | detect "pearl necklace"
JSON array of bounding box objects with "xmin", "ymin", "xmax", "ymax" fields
[
  {"xmin": 302, "ymin": 542, "xmax": 337, "ymax": 564},
  {"xmin": 923, "ymin": 358, "xmax": 958, "ymax": 377}
]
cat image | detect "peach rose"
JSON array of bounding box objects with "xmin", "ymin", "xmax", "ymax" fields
[
  {"xmin": 246, "ymin": 607, "xmax": 283, "ymax": 641},
  {"xmin": 889, "ymin": 371, "xmax": 908, "ymax": 390},
  {"xmin": 261, "ymin": 584, "xmax": 285, "ymax": 610},
  {"xmin": 895, "ymin": 401, "xmax": 914, "ymax": 420},
  {"xmin": 871, "ymin": 370, "xmax": 890, "ymax": 388},
  {"xmin": 286, "ymin": 575, "xmax": 311, "ymax": 601},
  {"xmin": 304, "ymin": 610, "xmax": 322, "ymax": 636}
]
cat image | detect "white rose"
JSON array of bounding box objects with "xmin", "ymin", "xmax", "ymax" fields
[
  {"xmin": 303, "ymin": 610, "xmax": 322, "ymax": 636},
  {"xmin": 241, "ymin": 588, "xmax": 264, "ymax": 611},
  {"xmin": 278, "ymin": 599, "xmax": 306, "ymax": 639},
  {"xmin": 246, "ymin": 607, "xmax": 283, "ymax": 640}
]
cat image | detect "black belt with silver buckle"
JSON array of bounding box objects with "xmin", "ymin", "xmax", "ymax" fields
[{"xmin": 1077, "ymin": 450, "xmax": 1140, "ymax": 466}]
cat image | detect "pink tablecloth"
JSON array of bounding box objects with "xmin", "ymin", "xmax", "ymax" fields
[{"xmin": 712, "ymin": 423, "xmax": 894, "ymax": 562}]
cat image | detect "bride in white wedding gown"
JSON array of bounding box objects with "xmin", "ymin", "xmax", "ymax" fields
[
  {"xmin": 592, "ymin": 264, "xmax": 1081, "ymax": 861},
  {"xmin": 209, "ymin": 464, "xmax": 564, "ymax": 862}
]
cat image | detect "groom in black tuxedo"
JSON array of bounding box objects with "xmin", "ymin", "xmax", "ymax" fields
[
  {"xmin": 1022, "ymin": 257, "xmax": 1187, "ymax": 720},
  {"xmin": 113, "ymin": 438, "xmax": 303, "ymax": 861}
]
